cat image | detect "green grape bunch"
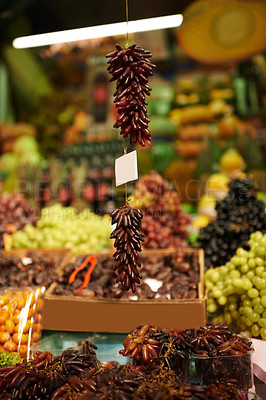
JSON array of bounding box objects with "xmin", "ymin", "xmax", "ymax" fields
[
  {"xmin": 205, "ymin": 231, "xmax": 266, "ymax": 339},
  {"xmin": 9, "ymin": 204, "xmax": 112, "ymax": 255}
]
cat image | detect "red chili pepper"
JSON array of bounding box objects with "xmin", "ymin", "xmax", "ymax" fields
[{"xmin": 68, "ymin": 255, "xmax": 98, "ymax": 290}]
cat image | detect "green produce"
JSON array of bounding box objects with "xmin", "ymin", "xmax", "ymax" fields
[
  {"xmin": 0, "ymin": 153, "xmax": 19, "ymax": 173},
  {"xmin": 149, "ymin": 116, "xmax": 176, "ymax": 137},
  {"xmin": 150, "ymin": 141, "xmax": 177, "ymax": 175},
  {"xmin": 258, "ymin": 191, "xmax": 266, "ymax": 204},
  {"xmin": 13, "ymin": 135, "xmax": 39, "ymax": 156},
  {"xmin": 205, "ymin": 231, "xmax": 266, "ymax": 339},
  {"xmin": 10, "ymin": 204, "xmax": 112, "ymax": 254},
  {"xmin": 0, "ymin": 351, "xmax": 21, "ymax": 367}
]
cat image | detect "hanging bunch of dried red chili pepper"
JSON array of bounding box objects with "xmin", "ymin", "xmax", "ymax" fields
[
  {"xmin": 110, "ymin": 203, "xmax": 144, "ymax": 293},
  {"xmin": 106, "ymin": 44, "xmax": 155, "ymax": 147}
]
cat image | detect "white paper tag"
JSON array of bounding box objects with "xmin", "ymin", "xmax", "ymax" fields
[
  {"xmin": 144, "ymin": 278, "xmax": 163, "ymax": 292},
  {"xmin": 115, "ymin": 150, "xmax": 138, "ymax": 187},
  {"xmin": 22, "ymin": 257, "xmax": 32, "ymax": 265}
]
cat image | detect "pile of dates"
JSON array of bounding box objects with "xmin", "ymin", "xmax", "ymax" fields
[
  {"xmin": 120, "ymin": 322, "xmax": 254, "ymax": 390},
  {"xmin": 0, "ymin": 324, "xmax": 256, "ymax": 400},
  {"xmin": 0, "ymin": 192, "xmax": 38, "ymax": 249},
  {"xmin": 0, "ymin": 252, "xmax": 63, "ymax": 289},
  {"xmin": 53, "ymin": 250, "xmax": 199, "ymax": 299}
]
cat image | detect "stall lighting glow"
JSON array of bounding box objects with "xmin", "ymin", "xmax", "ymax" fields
[{"xmin": 12, "ymin": 14, "xmax": 183, "ymax": 49}]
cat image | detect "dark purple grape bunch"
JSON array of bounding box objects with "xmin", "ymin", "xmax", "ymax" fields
[
  {"xmin": 110, "ymin": 204, "xmax": 144, "ymax": 292},
  {"xmin": 198, "ymin": 177, "xmax": 266, "ymax": 268},
  {"xmin": 106, "ymin": 44, "xmax": 156, "ymax": 147}
]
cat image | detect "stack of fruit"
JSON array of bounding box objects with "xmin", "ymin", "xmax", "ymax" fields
[
  {"xmin": 198, "ymin": 177, "xmax": 266, "ymax": 268},
  {"xmin": 130, "ymin": 171, "xmax": 190, "ymax": 249},
  {"xmin": 0, "ymin": 192, "xmax": 38, "ymax": 249},
  {"xmin": 205, "ymin": 231, "xmax": 266, "ymax": 339},
  {"xmin": 10, "ymin": 204, "xmax": 112, "ymax": 254}
]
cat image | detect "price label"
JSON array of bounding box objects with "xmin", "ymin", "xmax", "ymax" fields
[{"xmin": 115, "ymin": 150, "xmax": 138, "ymax": 187}]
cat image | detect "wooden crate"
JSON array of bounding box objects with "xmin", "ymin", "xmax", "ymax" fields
[
  {"xmin": 2, "ymin": 248, "xmax": 71, "ymax": 260},
  {"xmin": 43, "ymin": 248, "xmax": 207, "ymax": 333}
]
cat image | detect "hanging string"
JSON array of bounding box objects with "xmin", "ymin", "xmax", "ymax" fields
[
  {"xmin": 124, "ymin": 0, "xmax": 129, "ymax": 202},
  {"xmin": 126, "ymin": 0, "xmax": 129, "ymax": 46},
  {"xmin": 124, "ymin": 137, "xmax": 128, "ymax": 201}
]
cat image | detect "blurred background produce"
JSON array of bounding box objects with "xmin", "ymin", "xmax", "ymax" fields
[
  {"xmin": 130, "ymin": 171, "xmax": 190, "ymax": 249},
  {"xmin": 0, "ymin": 6, "xmax": 265, "ymax": 214}
]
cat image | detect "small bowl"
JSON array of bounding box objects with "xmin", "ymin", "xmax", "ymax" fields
[{"xmin": 187, "ymin": 351, "xmax": 254, "ymax": 390}]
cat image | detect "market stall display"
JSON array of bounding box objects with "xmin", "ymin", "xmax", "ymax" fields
[
  {"xmin": 0, "ymin": 1, "xmax": 265, "ymax": 397},
  {"xmin": 205, "ymin": 231, "xmax": 266, "ymax": 340}
]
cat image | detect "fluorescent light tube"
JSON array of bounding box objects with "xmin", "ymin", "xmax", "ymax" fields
[{"xmin": 13, "ymin": 14, "xmax": 183, "ymax": 49}]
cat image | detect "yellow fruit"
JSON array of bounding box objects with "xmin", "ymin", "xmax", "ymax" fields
[
  {"xmin": 0, "ymin": 312, "xmax": 9, "ymax": 325},
  {"xmin": 14, "ymin": 320, "xmax": 31, "ymax": 334},
  {"xmin": 198, "ymin": 194, "xmax": 216, "ymax": 207},
  {"xmin": 207, "ymin": 173, "xmax": 229, "ymax": 191},
  {"xmin": 192, "ymin": 215, "xmax": 211, "ymax": 229},
  {"xmin": 0, "ymin": 332, "xmax": 10, "ymax": 343},
  {"xmin": 4, "ymin": 341, "xmax": 17, "ymax": 352},
  {"xmin": 206, "ymin": 173, "xmax": 229, "ymax": 201},
  {"xmin": 219, "ymin": 149, "xmax": 245, "ymax": 174},
  {"xmin": 5, "ymin": 319, "xmax": 15, "ymax": 334},
  {"xmin": 197, "ymin": 195, "xmax": 217, "ymax": 219}
]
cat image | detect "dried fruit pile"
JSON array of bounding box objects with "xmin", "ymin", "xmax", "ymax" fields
[
  {"xmin": 106, "ymin": 44, "xmax": 155, "ymax": 147},
  {"xmin": 0, "ymin": 192, "xmax": 38, "ymax": 249},
  {"xmin": 0, "ymin": 324, "xmax": 255, "ymax": 399},
  {"xmin": 0, "ymin": 252, "xmax": 63, "ymax": 289},
  {"xmin": 53, "ymin": 250, "xmax": 200, "ymax": 300},
  {"xmin": 130, "ymin": 171, "xmax": 191, "ymax": 249}
]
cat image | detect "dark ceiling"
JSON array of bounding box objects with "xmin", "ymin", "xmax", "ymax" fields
[{"xmin": 0, "ymin": 0, "xmax": 193, "ymax": 43}]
